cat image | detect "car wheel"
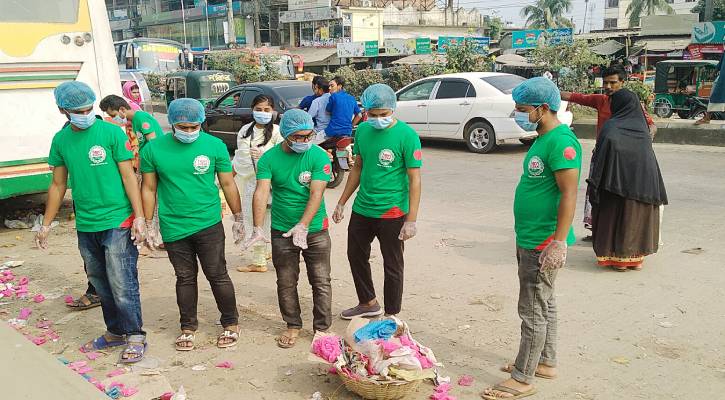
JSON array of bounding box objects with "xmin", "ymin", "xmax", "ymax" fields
[
  {"xmin": 519, "ymin": 138, "xmax": 535, "ymax": 147},
  {"xmin": 464, "ymin": 121, "xmax": 497, "ymax": 154}
]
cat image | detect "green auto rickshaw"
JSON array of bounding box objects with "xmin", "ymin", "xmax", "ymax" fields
[
  {"xmin": 165, "ymin": 70, "xmax": 237, "ymax": 107},
  {"xmin": 653, "ymin": 60, "xmax": 718, "ymax": 119}
]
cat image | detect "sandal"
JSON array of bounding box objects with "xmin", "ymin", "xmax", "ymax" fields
[
  {"xmin": 481, "ymin": 384, "xmax": 537, "ymax": 400},
  {"xmin": 237, "ymin": 264, "xmax": 268, "ymax": 273},
  {"xmin": 217, "ymin": 329, "xmax": 239, "ymax": 349},
  {"xmin": 500, "ymin": 363, "xmax": 557, "ymax": 380},
  {"xmin": 80, "ymin": 334, "xmax": 126, "ymax": 353},
  {"xmin": 119, "ymin": 335, "xmax": 147, "ymax": 364},
  {"xmin": 175, "ymin": 332, "xmax": 195, "ymax": 351},
  {"xmin": 276, "ymin": 330, "xmax": 299, "ymax": 349},
  {"xmin": 67, "ymin": 294, "xmax": 102, "ymax": 311},
  {"xmin": 613, "ymin": 266, "xmax": 628, "ymax": 272}
]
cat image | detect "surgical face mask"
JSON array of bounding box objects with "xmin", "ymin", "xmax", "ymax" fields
[
  {"xmin": 112, "ymin": 115, "xmax": 127, "ymax": 125},
  {"xmin": 69, "ymin": 110, "xmax": 97, "ymax": 130},
  {"xmin": 368, "ymin": 116, "xmax": 394, "ymax": 130},
  {"xmin": 253, "ymin": 111, "xmax": 273, "ymax": 125},
  {"xmin": 514, "ymin": 107, "xmax": 542, "ymax": 132},
  {"xmin": 289, "ymin": 141, "xmax": 312, "ymax": 153},
  {"xmin": 173, "ymin": 128, "xmax": 200, "ymax": 143}
]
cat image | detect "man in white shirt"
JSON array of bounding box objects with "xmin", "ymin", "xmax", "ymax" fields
[{"xmin": 308, "ymin": 77, "xmax": 331, "ymax": 144}]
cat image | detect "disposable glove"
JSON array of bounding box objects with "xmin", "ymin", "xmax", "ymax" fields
[
  {"xmin": 332, "ymin": 203, "xmax": 345, "ymax": 223},
  {"xmin": 398, "ymin": 221, "xmax": 417, "ymax": 241},
  {"xmin": 232, "ymin": 213, "xmax": 245, "ymax": 244},
  {"xmin": 283, "ymin": 223, "xmax": 309, "ymax": 249},
  {"xmin": 539, "ymin": 240, "xmax": 568, "ymax": 272},
  {"xmin": 243, "ymin": 226, "xmax": 269, "ymax": 250},
  {"xmin": 35, "ymin": 225, "xmax": 51, "ymax": 249},
  {"xmin": 145, "ymin": 220, "xmax": 161, "ymax": 251},
  {"xmin": 131, "ymin": 217, "xmax": 146, "ymax": 246}
]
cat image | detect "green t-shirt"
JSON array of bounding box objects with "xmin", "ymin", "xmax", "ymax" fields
[
  {"xmin": 131, "ymin": 110, "xmax": 163, "ymax": 150},
  {"xmin": 256, "ymin": 144, "xmax": 331, "ymax": 233},
  {"xmin": 513, "ymin": 124, "xmax": 582, "ymax": 250},
  {"xmin": 140, "ymin": 132, "xmax": 232, "ymax": 242},
  {"xmin": 48, "ymin": 120, "xmax": 134, "ymax": 232},
  {"xmin": 352, "ymin": 120, "xmax": 422, "ymax": 219}
]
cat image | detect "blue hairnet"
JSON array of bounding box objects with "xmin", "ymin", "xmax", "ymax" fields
[
  {"xmin": 280, "ymin": 109, "xmax": 313, "ymax": 138},
  {"xmin": 168, "ymin": 98, "xmax": 206, "ymax": 125},
  {"xmin": 54, "ymin": 81, "xmax": 96, "ymax": 110},
  {"xmin": 512, "ymin": 77, "xmax": 561, "ymax": 112},
  {"xmin": 360, "ymin": 83, "xmax": 397, "ymax": 111}
]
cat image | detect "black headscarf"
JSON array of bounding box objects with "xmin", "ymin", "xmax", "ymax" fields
[{"xmin": 587, "ymin": 89, "xmax": 668, "ymax": 206}]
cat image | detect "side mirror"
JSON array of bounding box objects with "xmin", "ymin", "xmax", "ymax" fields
[{"xmin": 205, "ymin": 102, "xmax": 213, "ymax": 110}]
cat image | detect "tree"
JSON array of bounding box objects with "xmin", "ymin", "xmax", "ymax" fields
[
  {"xmin": 487, "ymin": 16, "xmax": 504, "ymax": 40},
  {"xmin": 529, "ymin": 39, "xmax": 606, "ymax": 93},
  {"xmin": 520, "ymin": 0, "xmax": 573, "ymax": 29},
  {"xmin": 626, "ymin": 0, "xmax": 674, "ymax": 28},
  {"xmin": 691, "ymin": 0, "xmax": 725, "ymax": 21}
]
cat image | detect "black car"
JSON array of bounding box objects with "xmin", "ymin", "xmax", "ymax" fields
[{"xmin": 203, "ymin": 80, "xmax": 313, "ymax": 153}]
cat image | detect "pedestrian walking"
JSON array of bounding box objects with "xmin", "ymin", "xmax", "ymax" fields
[
  {"xmin": 140, "ymin": 98, "xmax": 244, "ymax": 351},
  {"xmin": 243, "ymin": 109, "xmax": 332, "ymax": 349},
  {"xmin": 325, "ymin": 76, "xmax": 362, "ymax": 138},
  {"xmin": 36, "ymin": 81, "xmax": 148, "ymax": 363},
  {"xmin": 122, "ymin": 81, "xmax": 143, "ymax": 111},
  {"xmin": 588, "ymin": 89, "xmax": 668, "ymax": 271},
  {"xmin": 232, "ymin": 94, "xmax": 283, "ymax": 273},
  {"xmin": 482, "ymin": 77, "xmax": 581, "ymax": 400},
  {"xmin": 695, "ymin": 51, "xmax": 725, "ymax": 125},
  {"xmin": 333, "ymin": 84, "xmax": 422, "ymax": 320},
  {"xmin": 561, "ymin": 66, "xmax": 656, "ymax": 240}
]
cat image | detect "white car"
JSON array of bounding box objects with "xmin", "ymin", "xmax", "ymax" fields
[{"xmin": 394, "ymin": 72, "xmax": 573, "ymax": 153}]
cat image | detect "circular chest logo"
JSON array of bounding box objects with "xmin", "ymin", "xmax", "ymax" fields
[
  {"xmin": 378, "ymin": 149, "xmax": 395, "ymax": 166},
  {"xmin": 193, "ymin": 155, "xmax": 211, "ymax": 174},
  {"xmin": 527, "ymin": 156, "xmax": 545, "ymax": 176},
  {"xmin": 88, "ymin": 145, "xmax": 107, "ymax": 164},
  {"xmin": 298, "ymin": 170, "xmax": 312, "ymax": 185}
]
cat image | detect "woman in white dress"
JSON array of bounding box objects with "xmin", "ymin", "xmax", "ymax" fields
[{"xmin": 232, "ymin": 95, "xmax": 283, "ymax": 272}]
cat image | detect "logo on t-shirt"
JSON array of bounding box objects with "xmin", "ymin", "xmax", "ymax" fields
[
  {"xmin": 378, "ymin": 149, "xmax": 395, "ymax": 167},
  {"xmin": 193, "ymin": 155, "xmax": 211, "ymax": 174},
  {"xmin": 88, "ymin": 145, "xmax": 107, "ymax": 166},
  {"xmin": 563, "ymin": 146, "xmax": 577, "ymax": 160},
  {"xmin": 527, "ymin": 155, "xmax": 545, "ymax": 177},
  {"xmin": 298, "ymin": 170, "xmax": 312, "ymax": 186}
]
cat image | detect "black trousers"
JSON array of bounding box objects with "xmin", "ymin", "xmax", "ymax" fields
[
  {"xmin": 164, "ymin": 222, "xmax": 239, "ymax": 331},
  {"xmin": 347, "ymin": 211, "xmax": 405, "ymax": 315}
]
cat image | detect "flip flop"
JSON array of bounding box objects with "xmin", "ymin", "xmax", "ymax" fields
[
  {"xmin": 481, "ymin": 384, "xmax": 537, "ymax": 400},
  {"xmin": 276, "ymin": 332, "xmax": 299, "ymax": 349},
  {"xmin": 236, "ymin": 265, "xmax": 268, "ymax": 273},
  {"xmin": 80, "ymin": 334, "xmax": 126, "ymax": 353},
  {"xmin": 175, "ymin": 332, "xmax": 195, "ymax": 351},
  {"xmin": 66, "ymin": 294, "xmax": 102, "ymax": 311},
  {"xmin": 119, "ymin": 337, "xmax": 147, "ymax": 364},
  {"xmin": 217, "ymin": 329, "xmax": 239, "ymax": 349},
  {"xmin": 500, "ymin": 364, "xmax": 557, "ymax": 380}
]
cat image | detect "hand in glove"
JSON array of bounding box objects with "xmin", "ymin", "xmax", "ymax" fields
[
  {"xmin": 145, "ymin": 220, "xmax": 161, "ymax": 251},
  {"xmin": 35, "ymin": 225, "xmax": 51, "ymax": 249},
  {"xmin": 232, "ymin": 213, "xmax": 245, "ymax": 244},
  {"xmin": 538, "ymin": 240, "xmax": 568, "ymax": 272},
  {"xmin": 398, "ymin": 221, "xmax": 417, "ymax": 241},
  {"xmin": 131, "ymin": 217, "xmax": 146, "ymax": 246},
  {"xmin": 242, "ymin": 226, "xmax": 269, "ymax": 250},
  {"xmin": 283, "ymin": 223, "xmax": 309, "ymax": 249},
  {"xmin": 332, "ymin": 203, "xmax": 345, "ymax": 224}
]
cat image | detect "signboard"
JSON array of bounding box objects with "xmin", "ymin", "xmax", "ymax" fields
[
  {"xmin": 692, "ymin": 22, "xmax": 725, "ymax": 44},
  {"xmin": 385, "ymin": 39, "xmax": 416, "ymax": 56},
  {"xmin": 337, "ymin": 41, "xmax": 379, "ymax": 57},
  {"xmin": 288, "ymin": 0, "xmax": 332, "ymax": 11},
  {"xmin": 467, "ymin": 37, "xmax": 490, "ymax": 55},
  {"xmin": 437, "ymin": 36, "xmax": 465, "ymax": 54},
  {"xmin": 512, "ymin": 28, "xmax": 573, "ymax": 49},
  {"xmin": 416, "ymin": 38, "xmax": 431, "ymax": 54},
  {"xmin": 280, "ymin": 7, "xmax": 338, "ymax": 23}
]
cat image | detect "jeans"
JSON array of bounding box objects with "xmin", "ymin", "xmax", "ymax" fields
[
  {"xmin": 82, "ymin": 262, "xmax": 96, "ymax": 297},
  {"xmin": 164, "ymin": 222, "xmax": 238, "ymax": 331},
  {"xmin": 347, "ymin": 212, "xmax": 405, "ymax": 315},
  {"xmin": 512, "ymin": 247, "xmax": 558, "ymax": 384},
  {"xmin": 77, "ymin": 228, "xmax": 144, "ymax": 337},
  {"xmin": 271, "ymin": 229, "xmax": 332, "ymax": 331}
]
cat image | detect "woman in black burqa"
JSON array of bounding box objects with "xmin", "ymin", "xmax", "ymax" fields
[{"xmin": 587, "ymin": 89, "xmax": 668, "ymax": 271}]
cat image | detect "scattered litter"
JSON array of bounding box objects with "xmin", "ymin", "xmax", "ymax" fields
[
  {"xmin": 191, "ymin": 364, "xmax": 207, "ymax": 371},
  {"xmin": 658, "ymin": 321, "xmax": 675, "ymax": 328},
  {"xmin": 85, "ymin": 352, "xmax": 103, "ymax": 360},
  {"xmin": 0, "ymin": 260, "xmax": 24, "ymax": 269},
  {"xmin": 681, "ymin": 247, "xmax": 704, "ymax": 255},
  {"xmin": 106, "ymin": 386, "xmax": 121, "ymax": 399},
  {"xmin": 457, "ymin": 325, "xmax": 471, "ymax": 331},
  {"xmin": 215, "ymin": 361, "xmax": 234, "ymax": 369},
  {"xmin": 611, "ymin": 356, "xmax": 630, "ymax": 365},
  {"xmin": 31, "ymin": 336, "xmax": 47, "ymax": 346},
  {"xmin": 18, "ymin": 277, "xmax": 29, "ymax": 285},
  {"xmin": 106, "ymin": 368, "xmax": 127, "ymax": 378},
  {"xmin": 430, "ymin": 293, "xmax": 443, "ymax": 300},
  {"xmin": 18, "ymin": 307, "xmax": 32, "ymax": 320},
  {"xmin": 285, "ymin": 369, "xmax": 293, "ymax": 376},
  {"xmin": 139, "ymin": 369, "xmax": 162, "ymax": 376},
  {"xmin": 457, "ymin": 375, "xmax": 474, "ymax": 386},
  {"xmin": 121, "ymin": 386, "xmax": 139, "ymax": 397},
  {"xmin": 33, "ymin": 294, "xmax": 45, "ymax": 303},
  {"xmin": 309, "ymin": 392, "xmax": 323, "ymax": 400},
  {"xmin": 36, "ymin": 319, "xmax": 52, "ymax": 329},
  {"xmin": 172, "ymin": 386, "xmax": 187, "ymax": 400},
  {"xmin": 248, "ymin": 379, "xmax": 264, "ymax": 389}
]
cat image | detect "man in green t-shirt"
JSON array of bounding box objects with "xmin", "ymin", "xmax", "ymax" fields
[
  {"xmin": 100, "ymin": 95, "xmax": 164, "ymax": 150},
  {"xmin": 140, "ymin": 99, "xmax": 244, "ymax": 351},
  {"xmin": 35, "ymin": 81, "xmax": 148, "ymax": 364},
  {"xmin": 332, "ymin": 84, "xmax": 422, "ymax": 320},
  {"xmin": 482, "ymin": 78, "xmax": 581, "ymax": 400},
  {"xmin": 243, "ymin": 109, "xmax": 332, "ymax": 349}
]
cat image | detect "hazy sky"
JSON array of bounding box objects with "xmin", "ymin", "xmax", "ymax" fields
[{"xmin": 456, "ymin": 0, "xmax": 605, "ymax": 32}]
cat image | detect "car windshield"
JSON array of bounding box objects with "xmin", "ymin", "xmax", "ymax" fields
[
  {"xmin": 274, "ymin": 85, "xmax": 313, "ymax": 108},
  {"xmin": 481, "ymin": 75, "xmax": 526, "ymax": 94}
]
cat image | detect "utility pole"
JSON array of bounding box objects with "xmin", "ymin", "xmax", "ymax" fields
[
  {"xmin": 254, "ymin": 0, "xmax": 262, "ymax": 46},
  {"xmin": 226, "ymin": 0, "xmax": 236, "ymax": 46},
  {"xmin": 582, "ymin": 0, "xmax": 589, "ymax": 34},
  {"xmin": 705, "ymin": 0, "xmax": 714, "ymax": 21},
  {"xmin": 447, "ymin": 0, "xmax": 453, "ymax": 26}
]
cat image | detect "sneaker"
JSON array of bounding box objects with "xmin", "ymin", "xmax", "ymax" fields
[{"xmin": 340, "ymin": 303, "xmax": 384, "ymax": 320}]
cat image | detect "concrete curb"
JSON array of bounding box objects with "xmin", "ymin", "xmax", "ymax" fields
[{"xmin": 572, "ymin": 120, "xmax": 725, "ymax": 147}]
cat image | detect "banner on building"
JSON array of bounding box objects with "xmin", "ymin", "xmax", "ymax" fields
[
  {"xmin": 692, "ymin": 22, "xmax": 725, "ymax": 44},
  {"xmin": 385, "ymin": 39, "xmax": 416, "ymax": 56},
  {"xmin": 512, "ymin": 28, "xmax": 573, "ymax": 49},
  {"xmin": 337, "ymin": 41, "xmax": 379, "ymax": 57},
  {"xmin": 467, "ymin": 37, "xmax": 491, "ymax": 55},
  {"xmin": 416, "ymin": 38, "xmax": 432, "ymax": 54},
  {"xmin": 288, "ymin": 0, "xmax": 332, "ymax": 11},
  {"xmin": 280, "ymin": 7, "xmax": 338, "ymax": 23},
  {"xmin": 437, "ymin": 36, "xmax": 465, "ymax": 54}
]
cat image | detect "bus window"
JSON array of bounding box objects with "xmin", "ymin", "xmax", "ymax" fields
[
  {"xmin": 2, "ymin": 0, "xmax": 79, "ymax": 23},
  {"xmin": 125, "ymin": 44, "xmax": 137, "ymax": 70}
]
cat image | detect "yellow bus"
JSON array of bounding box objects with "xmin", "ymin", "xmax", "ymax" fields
[{"xmin": 0, "ymin": 0, "xmax": 121, "ymax": 199}]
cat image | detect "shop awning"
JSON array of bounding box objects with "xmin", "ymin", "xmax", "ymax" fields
[
  {"xmin": 288, "ymin": 47, "xmax": 338, "ymax": 66},
  {"xmin": 590, "ymin": 40, "xmax": 625, "ymax": 56},
  {"xmin": 637, "ymin": 38, "xmax": 691, "ymax": 52},
  {"xmin": 494, "ymin": 53, "xmax": 535, "ymax": 67},
  {"xmin": 392, "ymin": 54, "xmax": 446, "ymax": 65}
]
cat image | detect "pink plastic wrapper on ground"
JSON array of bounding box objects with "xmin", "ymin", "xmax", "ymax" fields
[
  {"xmin": 85, "ymin": 352, "xmax": 102, "ymax": 360},
  {"xmin": 18, "ymin": 307, "xmax": 32, "ymax": 320},
  {"xmin": 89, "ymin": 378, "xmax": 105, "ymax": 392},
  {"xmin": 33, "ymin": 294, "xmax": 45, "ymax": 303},
  {"xmin": 159, "ymin": 393, "xmax": 174, "ymax": 400},
  {"xmin": 76, "ymin": 366, "xmax": 93, "ymax": 375},
  {"xmin": 36, "ymin": 319, "xmax": 52, "ymax": 329},
  {"xmin": 64, "ymin": 295, "xmax": 74, "ymax": 304},
  {"xmin": 68, "ymin": 361, "xmax": 88, "ymax": 371},
  {"xmin": 106, "ymin": 368, "xmax": 126, "ymax": 378},
  {"xmin": 328, "ymin": 367, "xmax": 338, "ymax": 375},
  {"xmin": 18, "ymin": 276, "xmax": 29, "ymax": 285},
  {"xmin": 434, "ymin": 383, "xmax": 452, "ymax": 393},
  {"xmin": 109, "ymin": 381, "xmax": 125, "ymax": 390},
  {"xmin": 400, "ymin": 335, "xmax": 434, "ymax": 368},
  {"xmin": 215, "ymin": 361, "xmax": 234, "ymax": 369},
  {"xmin": 375, "ymin": 339, "xmax": 401, "ymax": 355},
  {"xmin": 15, "ymin": 285, "xmax": 29, "ymax": 298},
  {"xmin": 31, "ymin": 336, "xmax": 47, "ymax": 345},
  {"xmin": 121, "ymin": 387, "xmax": 138, "ymax": 397},
  {"xmin": 1, "ymin": 289, "xmax": 13, "ymax": 298},
  {"xmin": 430, "ymin": 393, "xmax": 457, "ymax": 400},
  {"xmin": 44, "ymin": 330, "xmax": 61, "ymax": 341},
  {"xmin": 457, "ymin": 375, "xmax": 474, "ymax": 386},
  {"xmin": 312, "ymin": 335, "xmax": 341, "ymax": 363}
]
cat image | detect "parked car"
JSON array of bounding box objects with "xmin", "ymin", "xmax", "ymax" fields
[
  {"xmin": 204, "ymin": 80, "xmax": 313, "ymax": 152},
  {"xmin": 394, "ymin": 72, "xmax": 573, "ymax": 153}
]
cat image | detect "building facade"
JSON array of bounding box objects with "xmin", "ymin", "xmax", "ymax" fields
[{"xmin": 603, "ymin": 0, "xmax": 697, "ymax": 30}]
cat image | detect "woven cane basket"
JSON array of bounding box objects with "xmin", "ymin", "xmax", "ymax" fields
[{"xmin": 336, "ymin": 368, "xmax": 421, "ymax": 400}]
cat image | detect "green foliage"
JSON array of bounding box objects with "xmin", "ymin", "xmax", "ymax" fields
[
  {"xmin": 691, "ymin": 0, "xmax": 725, "ymax": 21},
  {"xmin": 444, "ymin": 41, "xmax": 494, "ymax": 74},
  {"xmin": 529, "ymin": 39, "xmax": 607, "ymax": 93},
  {"xmin": 487, "ymin": 17, "xmax": 504, "ymax": 40},
  {"xmin": 323, "ymin": 66, "xmax": 384, "ymax": 98},
  {"xmin": 141, "ymin": 72, "xmax": 164, "ymax": 99},
  {"xmin": 205, "ymin": 51, "xmax": 283, "ymax": 84},
  {"xmin": 625, "ymin": 80, "xmax": 654, "ymax": 109},
  {"xmin": 626, "ymin": 0, "xmax": 674, "ymax": 28},
  {"xmin": 521, "ymin": 0, "xmax": 573, "ymax": 28}
]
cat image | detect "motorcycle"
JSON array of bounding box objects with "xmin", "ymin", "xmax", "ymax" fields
[{"xmin": 319, "ymin": 136, "xmax": 354, "ymax": 189}]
